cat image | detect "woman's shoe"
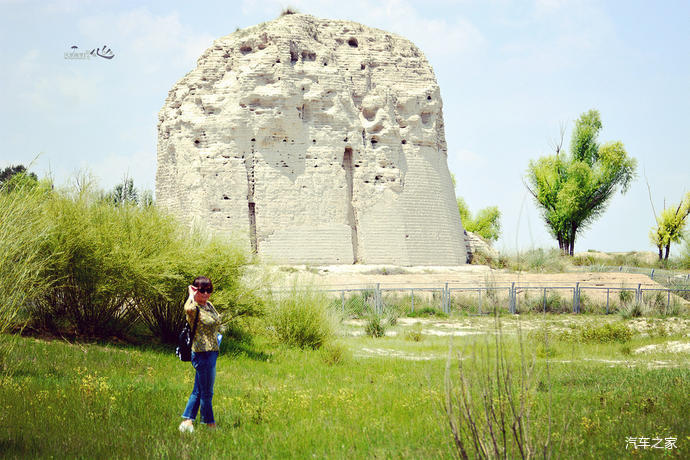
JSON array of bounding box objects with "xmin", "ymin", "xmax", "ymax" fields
[{"xmin": 179, "ymin": 420, "xmax": 194, "ymax": 433}]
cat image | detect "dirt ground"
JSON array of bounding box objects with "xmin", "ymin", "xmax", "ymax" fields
[{"xmin": 273, "ymin": 264, "xmax": 662, "ymax": 289}]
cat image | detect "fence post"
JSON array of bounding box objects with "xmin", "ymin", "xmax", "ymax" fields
[
  {"xmin": 341, "ymin": 290, "xmax": 345, "ymax": 315},
  {"xmin": 651, "ymin": 269, "xmax": 655, "ymax": 279},
  {"xmin": 636, "ymin": 283, "xmax": 642, "ymax": 303},
  {"xmin": 667, "ymin": 289, "xmax": 671, "ymax": 309},
  {"xmin": 410, "ymin": 289, "xmax": 415, "ymax": 313},
  {"xmin": 510, "ymin": 283, "xmax": 516, "ymax": 314},
  {"xmin": 606, "ymin": 288, "xmax": 610, "ymax": 315},
  {"xmin": 478, "ymin": 288, "xmax": 483, "ymax": 315},
  {"xmin": 574, "ymin": 282, "xmax": 580, "ymax": 313},
  {"xmin": 376, "ymin": 283, "xmax": 382, "ymax": 315},
  {"xmin": 543, "ymin": 288, "xmax": 547, "ymax": 313},
  {"xmin": 445, "ymin": 283, "xmax": 450, "ymax": 314}
]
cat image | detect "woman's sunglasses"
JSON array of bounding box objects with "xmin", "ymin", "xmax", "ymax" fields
[{"xmin": 196, "ymin": 287, "xmax": 213, "ymax": 294}]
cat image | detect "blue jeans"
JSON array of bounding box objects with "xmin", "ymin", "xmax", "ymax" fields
[{"xmin": 182, "ymin": 351, "xmax": 218, "ymax": 424}]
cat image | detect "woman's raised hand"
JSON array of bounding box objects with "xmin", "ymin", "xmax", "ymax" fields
[{"xmin": 188, "ymin": 285, "xmax": 198, "ymax": 299}]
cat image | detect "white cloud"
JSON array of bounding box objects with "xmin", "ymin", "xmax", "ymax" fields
[
  {"xmin": 11, "ymin": 49, "xmax": 101, "ymax": 112},
  {"xmin": 78, "ymin": 7, "xmax": 215, "ymax": 74}
]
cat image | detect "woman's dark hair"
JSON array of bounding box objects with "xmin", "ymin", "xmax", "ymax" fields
[{"xmin": 192, "ymin": 276, "xmax": 213, "ymax": 292}]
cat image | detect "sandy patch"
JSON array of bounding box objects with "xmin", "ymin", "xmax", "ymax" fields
[
  {"xmin": 355, "ymin": 347, "xmax": 441, "ymax": 361},
  {"xmin": 554, "ymin": 358, "xmax": 681, "ymax": 369},
  {"xmin": 342, "ymin": 318, "xmax": 484, "ymax": 337},
  {"xmin": 634, "ymin": 341, "xmax": 690, "ymax": 354}
]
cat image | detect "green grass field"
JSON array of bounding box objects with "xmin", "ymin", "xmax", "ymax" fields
[{"xmin": 1, "ymin": 314, "xmax": 688, "ymax": 459}]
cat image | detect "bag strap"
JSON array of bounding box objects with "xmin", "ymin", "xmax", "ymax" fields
[{"xmin": 190, "ymin": 305, "xmax": 200, "ymax": 342}]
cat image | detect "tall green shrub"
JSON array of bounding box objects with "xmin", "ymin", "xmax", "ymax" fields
[
  {"xmin": 268, "ymin": 287, "xmax": 335, "ymax": 349},
  {"xmin": 0, "ymin": 180, "xmax": 54, "ymax": 334},
  {"xmin": 8, "ymin": 176, "xmax": 263, "ymax": 342},
  {"xmin": 28, "ymin": 190, "xmax": 158, "ymax": 336}
]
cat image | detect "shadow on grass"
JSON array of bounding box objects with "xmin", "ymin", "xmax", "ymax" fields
[{"xmin": 10, "ymin": 328, "xmax": 272, "ymax": 362}]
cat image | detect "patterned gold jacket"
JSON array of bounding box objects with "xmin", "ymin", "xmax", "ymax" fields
[{"xmin": 184, "ymin": 297, "xmax": 222, "ymax": 352}]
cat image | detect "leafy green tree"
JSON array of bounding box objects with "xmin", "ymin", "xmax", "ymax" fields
[
  {"xmin": 107, "ymin": 177, "xmax": 138, "ymax": 205},
  {"xmin": 457, "ymin": 197, "xmax": 501, "ymax": 242},
  {"xmin": 649, "ymin": 192, "xmax": 690, "ymax": 260},
  {"xmin": 104, "ymin": 176, "xmax": 154, "ymax": 206},
  {"xmin": 0, "ymin": 165, "xmax": 37, "ymax": 184},
  {"xmin": 0, "ymin": 165, "xmax": 38, "ymax": 193},
  {"xmin": 525, "ymin": 110, "xmax": 637, "ymax": 255}
]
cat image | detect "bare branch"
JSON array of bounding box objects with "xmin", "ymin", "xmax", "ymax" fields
[{"xmin": 645, "ymin": 172, "xmax": 658, "ymax": 220}]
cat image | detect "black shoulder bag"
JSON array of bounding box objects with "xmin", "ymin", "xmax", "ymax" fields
[{"xmin": 176, "ymin": 306, "xmax": 200, "ymax": 362}]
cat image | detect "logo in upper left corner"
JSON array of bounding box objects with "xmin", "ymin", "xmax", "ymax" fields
[{"xmin": 64, "ymin": 45, "xmax": 115, "ymax": 60}]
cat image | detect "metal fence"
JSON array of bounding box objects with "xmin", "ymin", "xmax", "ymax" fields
[
  {"xmin": 277, "ymin": 282, "xmax": 690, "ymax": 318},
  {"xmin": 573, "ymin": 265, "xmax": 690, "ymax": 285}
]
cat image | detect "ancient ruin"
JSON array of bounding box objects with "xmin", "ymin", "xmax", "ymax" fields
[{"xmin": 156, "ymin": 14, "xmax": 466, "ymax": 265}]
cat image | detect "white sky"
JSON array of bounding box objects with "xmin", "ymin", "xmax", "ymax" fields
[{"xmin": 1, "ymin": 0, "xmax": 688, "ymax": 254}]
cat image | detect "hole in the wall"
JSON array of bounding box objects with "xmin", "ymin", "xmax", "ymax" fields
[
  {"xmin": 223, "ymin": 195, "xmax": 230, "ymax": 200},
  {"xmin": 301, "ymin": 50, "xmax": 316, "ymax": 61},
  {"xmin": 251, "ymin": 138, "xmax": 255, "ymax": 142},
  {"xmin": 240, "ymin": 45, "xmax": 252, "ymax": 54},
  {"xmin": 401, "ymin": 139, "xmax": 407, "ymax": 145},
  {"xmin": 360, "ymin": 63, "xmax": 366, "ymax": 70},
  {"xmin": 290, "ymin": 49, "xmax": 298, "ymax": 63},
  {"xmin": 362, "ymin": 107, "xmax": 376, "ymax": 121},
  {"xmin": 427, "ymin": 95, "xmax": 432, "ymax": 100},
  {"xmin": 348, "ymin": 37, "xmax": 358, "ymax": 47},
  {"xmin": 194, "ymin": 139, "xmax": 200, "ymax": 146}
]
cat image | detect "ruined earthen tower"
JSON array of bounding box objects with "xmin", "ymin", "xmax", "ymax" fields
[{"xmin": 156, "ymin": 14, "xmax": 466, "ymax": 265}]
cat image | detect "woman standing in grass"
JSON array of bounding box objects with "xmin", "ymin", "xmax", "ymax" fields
[{"xmin": 179, "ymin": 276, "xmax": 221, "ymax": 432}]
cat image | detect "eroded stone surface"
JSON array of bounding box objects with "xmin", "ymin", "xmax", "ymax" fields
[{"xmin": 156, "ymin": 14, "xmax": 466, "ymax": 265}]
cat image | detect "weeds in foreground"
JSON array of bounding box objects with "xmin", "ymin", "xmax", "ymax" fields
[
  {"xmin": 364, "ymin": 314, "xmax": 387, "ymax": 338},
  {"xmin": 405, "ymin": 326, "xmax": 424, "ymax": 342},
  {"xmin": 445, "ymin": 318, "xmax": 550, "ymax": 459},
  {"xmin": 619, "ymin": 301, "xmax": 652, "ymax": 319},
  {"xmin": 407, "ymin": 307, "xmax": 448, "ymax": 318},
  {"xmin": 319, "ymin": 341, "xmax": 349, "ymax": 365}
]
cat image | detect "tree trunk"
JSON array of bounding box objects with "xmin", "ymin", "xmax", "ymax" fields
[
  {"xmin": 658, "ymin": 246, "xmax": 663, "ymax": 260},
  {"xmin": 557, "ymin": 235, "xmax": 567, "ymax": 255},
  {"xmin": 664, "ymin": 243, "xmax": 670, "ymax": 261},
  {"xmin": 568, "ymin": 224, "xmax": 577, "ymax": 256}
]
